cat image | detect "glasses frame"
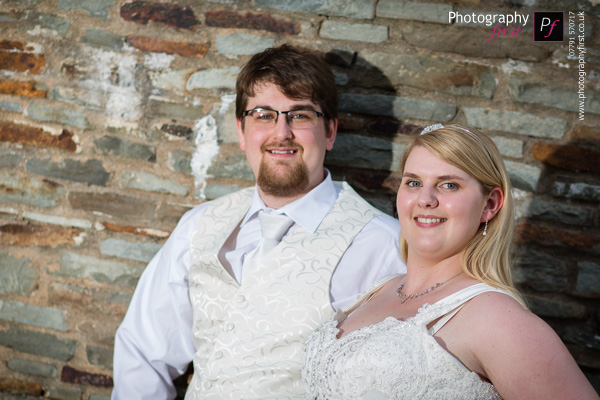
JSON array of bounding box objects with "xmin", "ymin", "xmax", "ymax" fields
[{"xmin": 242, "ymin": 108, "xmax": 327, "ymax": 129}]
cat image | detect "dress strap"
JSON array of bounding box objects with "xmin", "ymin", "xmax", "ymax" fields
[{"xmin": 428, "ymin": 284, "xmax": 516, "ymax": 335}]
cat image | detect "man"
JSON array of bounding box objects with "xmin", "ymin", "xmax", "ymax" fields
[{"xmin": 112, "ymin": 45, "xmax": 405, "ymax": 399}]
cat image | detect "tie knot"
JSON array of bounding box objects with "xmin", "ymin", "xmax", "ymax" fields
[{"xmin": 258, "ymin": 212, "xmax": 293, "ymax": 242}]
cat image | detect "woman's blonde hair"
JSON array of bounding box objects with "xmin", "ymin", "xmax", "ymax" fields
[{"xmin": 399, "ymin": 124, "xmax": 525, "ymax": 306}]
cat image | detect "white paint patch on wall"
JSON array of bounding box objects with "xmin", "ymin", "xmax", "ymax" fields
[
  {"xmin": 143, "ymin": 53, "xmax": 175, "ymax": 70},
  {"xmin": 84, "ymin": 47, "xmax": 142, "ymax": 122},
  {"xmin": 191, "ymin": 94, "xmax": 237, "ymax": 198}
]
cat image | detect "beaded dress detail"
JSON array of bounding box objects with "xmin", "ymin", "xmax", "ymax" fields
[{"xmin": 302, "ymin": 281, "xmax": 506, "ymax": 400}]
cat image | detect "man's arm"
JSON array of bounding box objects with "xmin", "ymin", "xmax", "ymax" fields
[
  {"xmin": 112, "ymin": 206, "xmax": 205, "ymax": 399},
  {"xmin": 330, "ymin": 214, "xmax": 406, "ymax": 310}
]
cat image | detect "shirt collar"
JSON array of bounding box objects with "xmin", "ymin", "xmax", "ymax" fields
[{"xmin": 242, "ymin": 169, "xmax": 339, "ymax": 233}]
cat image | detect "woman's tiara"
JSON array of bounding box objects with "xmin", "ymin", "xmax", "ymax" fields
[{"xmin": 419, "ymin": 123, "xmax": 494, "ymax": 159}]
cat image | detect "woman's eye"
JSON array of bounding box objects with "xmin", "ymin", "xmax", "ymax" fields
[{"xmin": 441, "ymin": 182, "xmax": 458, "ymax": 190}]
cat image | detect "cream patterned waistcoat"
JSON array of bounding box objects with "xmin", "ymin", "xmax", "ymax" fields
[{"xmin": 185, "ymin": 182, "xmax": 382, "ymax": 399}]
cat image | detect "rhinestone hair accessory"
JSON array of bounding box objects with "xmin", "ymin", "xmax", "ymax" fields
[
  {"xmin": 420, "ymin": 123, "xmax": 444, "ymax": 135},
  {"xmin": 419, "ymin": 123, "xmax": 494, "ymax": 159}
]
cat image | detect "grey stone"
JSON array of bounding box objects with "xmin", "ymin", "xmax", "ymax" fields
[
  {"xmin": 186, "ymin": 67, "xmax": 240, "ymax": 91},
  {"xmin": 554, "ymin": 181, "xmax": 600, "ymax": 202},
  {"xmin": 504, "ymin": 160, "xmax": 541, "ymax": 192},
  {"xmin": 94, "ymin": 136, "xmax": 156, "ymax": 162},
  {"xmin": 49, "ymin": 281, "xmax": 133, "ymax": 307},
  {"xmin": 513, "ymin": 251, "xmax": 568, "ymax": 292},
  {"xmin": 57, "ymin": 0, "xmax": 115, "ymax": 19},
  {"xmin": 320, "ymin": 20, "xmax": 388, "ymax": 43},
  {"xmin": 120, "ymin": 170, "xmax": 188, "ymax": 195},
  {"xmin": 490, "ymin": 136, "xmax": 523, "ymax": 158},
  {"xmin": 23, "ymin": 12, "xmax": 71, "ymax": 36},
  {"xmin": 68, "ymin": 191, "xmax": 156, "ymax": 221},
  {"xmin": 168, "ymin": 150, "xmax": 193, "ymax": 174},
  {"xmin": 100, "ymin": 238, "xmax": 162, "ymax": 263},
  {"xmin": 0, "ymin": 300, "xmax": 67, "ymax": 332},
  {"xmin": 464, "ymin": 107, "xmax": 566, "ymax": 139},
  {"xmin": 0, "ymin": 149, "xmax": 24, "ymax": 169},
  {"xmin": 87, "ymin": 345, "xmax": 113, "ymax": 370},
  {"xmin": 525, "ymin": 197, "xmax": 594, "ymax": 225},
  {"xmin": 149, "ymin": 68, "xmax": 194, "ymax": 92},
  {"xmin": 574, "ymin": 261, "xmax": 600, "ymax": 297},
  {"xmin": 82, "ymin": 28, "xmax": 124, "ymax": 50},
  {"xmin": 376, "ymin": 0, "xmax": 452, "ymax": 24},
  {"xmin": 526, "ymin": 295, "xmax": 587, "ymax": 319},
  {"xmin": 216, "ymin": 34, "xmax": 275, "ymax": 56},
  {"xmin": 52, "ymin": 86, "xmax": 104, "ymax": 109},
  {"xmin": 207, "ymin": 153, "xmax": 255, "ymax": 181},
  {"xmin": 55, "ymin": 252, "xmax": 144, "ymax": 286},
  {"xmin": 358, "ymin": 51, "xmax": 496, "ymax": 98},
  {"xmin": 0, "ymin": 327, "xmax": 77, "ymax": 361},
  {"xmin": 27, "ymin": 102, "xmax": 89, "ymax": 129},
  {"xmin": 90, "ymin": 396, "xmax": 111, "ymax": 400},
  {"xmin": 44, "ymin": 387, "xmax": 82, "ymax": 400},
  {"xmin": 326, "ymin": 134, "xmax": 406, "ymax": 171},
  {"xmin": 340, "ymin": 93, "xmax": 457, "ymax": 122},
  {"xmin": 0, "ymin": 253, "xmax": 37, "ymax": 296},
  {"xmin": 0, "ymin": 100, "xmax": 22, "ymax": 112},
  {"xmin": 26, "ymin": 157, "xmax": 110, "ymax": 186},
  {"xmin": 509, "ymin": 76, "xmax": 600, "ymax": 115},
  {"xmin": 255, "ymin": 0, "xmax": 376, "ymax": 19},
  {"xmin": 147, "ymin": 98, "xmax": 203, "ymax": 121},
  {"xmin": 7, "ymin": 357, "xmax": 58, "ymax": 378},
  {"xmin": 0, "ymin": 173, "xmax": 66, "ymax": 208}
]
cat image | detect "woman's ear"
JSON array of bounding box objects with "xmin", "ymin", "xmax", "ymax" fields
[{"xmin": 482, "ymin": 187, "xmax": 504, "ymax": 222}]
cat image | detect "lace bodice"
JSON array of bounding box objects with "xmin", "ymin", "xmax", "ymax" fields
[{"xmin": 302, "ymin": 282, "xmax": 506, "ymax": 400}]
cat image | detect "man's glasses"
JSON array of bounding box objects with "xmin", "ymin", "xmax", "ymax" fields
[{"xmin": 242, "ymin": 108, "xmax": 326, "ymax": 130}]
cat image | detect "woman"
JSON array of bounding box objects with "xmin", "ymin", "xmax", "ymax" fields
[{"xmin": 302, "ymin": 124, "xmax": 599, "ymax": 399}]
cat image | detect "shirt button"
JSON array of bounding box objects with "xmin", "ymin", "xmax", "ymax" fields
[
  {"xmin": 226, "ymin": 323, "xmax": 234, "ymax": 331},
  {"xmin": 236, "ymin": 295, "xmax": 245, "ymax": 303},
  {"xmin": 215, "ymin": 351, "xmax": 223, "ymax": 359}
]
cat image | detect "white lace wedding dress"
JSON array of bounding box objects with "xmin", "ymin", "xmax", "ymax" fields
[{"xmin": 302, "ymin": 281, "xmax": 508, "ymax": 399}]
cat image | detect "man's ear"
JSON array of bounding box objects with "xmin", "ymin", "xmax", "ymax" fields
[
  {"xmin": 482, "ymin": 187, "xmax": 504, "ymax": 222},
  {"xmin": 236, "ymin": 118, "xmax": 246, "ymax": 151},
  {"xmin": 326, "ymin": 118, "xmax": 337, "ymax": 151}
]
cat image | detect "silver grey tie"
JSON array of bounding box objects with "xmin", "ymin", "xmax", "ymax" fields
[{"xmin": 242, "ymin": 212, "xmax": 294, "ymax": 281}]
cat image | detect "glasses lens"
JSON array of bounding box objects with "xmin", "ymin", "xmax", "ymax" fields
[
  {"xmin": 288, "ymin": 111, "xmax": 318, "ymax": 128},
  {"xmin": 247, "ymin": 109, "xmax": 277, "ymax": 126}
]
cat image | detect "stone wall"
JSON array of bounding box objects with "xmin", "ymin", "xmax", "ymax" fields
[{"xmin": 0, "ymin": 0, "xmax": 599, "ymax": 398}]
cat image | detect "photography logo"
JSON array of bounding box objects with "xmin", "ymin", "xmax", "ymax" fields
[{"xmin": 533, "ymin": 11, "xmax": 564, "ymax": 42}]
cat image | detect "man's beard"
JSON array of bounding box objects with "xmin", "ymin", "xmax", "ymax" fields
[{"xmin": 257, "ymin": 142, "xmax": 309, "ymax": 198}]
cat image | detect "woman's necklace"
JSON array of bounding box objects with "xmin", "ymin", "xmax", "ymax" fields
[{"xmin": 396, "ymin": 272, "xmax": 464, "ymax": 304}]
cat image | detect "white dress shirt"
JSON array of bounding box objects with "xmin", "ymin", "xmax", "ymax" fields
[{"xmin": 112, "ymin": 173, "xmax": 405, "ymax": 399}]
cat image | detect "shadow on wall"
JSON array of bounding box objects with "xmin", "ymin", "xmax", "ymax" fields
[
  {"xmin": 323, "ymin": 49, "xmax": 418, "ymax": 217},
  {"xmin": 513, "ymin": 130, "xmax": 600, "ymax": 392}
]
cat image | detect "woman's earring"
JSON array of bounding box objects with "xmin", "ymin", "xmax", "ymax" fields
[{"xmin": 482, "ymin": 219, "xmax": 488, "ymax": 236}]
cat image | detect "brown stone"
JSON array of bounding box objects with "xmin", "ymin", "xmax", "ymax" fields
[
  {"xmin": 205, "ymin": 10, "xmax": 299, "ymax": 34},
  {"xmin": 0, "ymin": 122, "xmax": 77, "ymax": 152},
  {"xmin": 571, "ymin": 125, "xmax": 600, "ymax": 145},
  {"xmin": 125, "ymin": 35, "xmax": 208, "ymax": 57},
  {"xmin": 68, "ymin": 192, "xmax": 156, "ymax": 220},
  {"xmin": 61, "ymin": 366, "xmax": 113, "ymax": 387},
  {"xmin": 0, "ymin": 79, "xmax": 46, "ymax": 97},
  {"xmin": 160, "ymin": 123, "xmax": 194, "ymax": 139},
  {"xmin": 120, "ymin": 1, "xmax": 200, "ymax": 30},
  {"xmin": 531, "ymin": 142, "xmax": 600, "ymax": 174},
  {"xmin": 0, "ymin": 223, "xmax": 82, "ymax": 246},
  {"xmin": 0, "ymin": 40, "xmax": 45, "ymax": 74},
  {"xmin": 515, "ymin": 222, "xmax": 600, "ymax": 250},
  {"xmin": 0, "ymin": 377, "xmax": 43, "ymax": 395},
  {"xmin": 401, "ymin": 25, "xmax": 551, "ymax": 62},
  {"xmin": 102, "ymin": 222, "xmax": 170, "ymax": 238}
]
